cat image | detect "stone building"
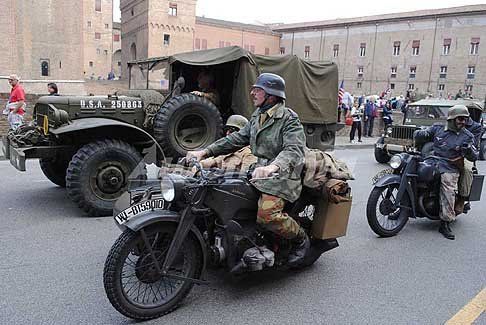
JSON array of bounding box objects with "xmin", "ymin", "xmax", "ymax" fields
[
  {"xmin": 273, "ymin": 5, "xmax": 486, "ymax": 98},
  {"xmin": 119, "ymin": 0, "xmax": 281, "ymax": 78},
  {"xmin": 113, "ymin": 22, "xmax": 122, "ymax": 77},
  {"xmin": 0, "ymin": 0, "xmax": 114, "ymax": 95}
]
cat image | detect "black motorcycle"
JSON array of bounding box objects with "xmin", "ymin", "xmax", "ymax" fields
[
  {"xmin": 103, "ymin": 159, "xmax": 347, "ymax": 320},
  {"xmin": 367, "ymin": 153, "xmax": 483, "ymax": 237}
]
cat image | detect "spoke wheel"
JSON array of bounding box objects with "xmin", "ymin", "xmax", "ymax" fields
[
  {"xmin": 367, "ymin": 184, "xmax": 409, "ymax": 237},
  {"xmin": 103, "ymin": 224, "xmax": 202, "ymax": 320}
]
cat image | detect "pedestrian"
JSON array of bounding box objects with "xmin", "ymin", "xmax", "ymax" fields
[
  {"xmin": 47, "ymin": 82, "xmax": 59, "ymax": 96},
  {"xmin": 5, "ymin": 74, "xmax": 26, "ymax": 130},
  {"xmin": 337, "ymin": 103, "xmax": 342, "ymax": 123},
  {"xmin": 349, "ymin": 104, "xmax": 362, "ymax": 143},
  {"xmin": 382, "ymin": 102, "xmax": 393, "ymax": 131},
  {"xmin": 363, "ymin": 99, "xmax": 375, "ymax": 137},
  {"xmin": 401, "ymin": 98, "xmax": 409, "ymax": 125}
]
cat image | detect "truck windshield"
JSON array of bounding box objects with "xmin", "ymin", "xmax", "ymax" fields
[{"xmin": 407, "ymin": 105, "xmax": 449, "ymax": 119}]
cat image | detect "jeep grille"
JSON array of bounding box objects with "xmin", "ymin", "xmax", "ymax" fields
[{"xmin": 391, "ymin": 125, "xmax": 416, "ymax": 140}]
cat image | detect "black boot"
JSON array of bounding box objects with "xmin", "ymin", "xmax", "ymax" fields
[
  {"xmin": 288, "ymin": 231, "xmax": 310, "ymax": 267},
  {"xmin": 439, "ymin": 221, "xmax": 455, "ymax": 240}
]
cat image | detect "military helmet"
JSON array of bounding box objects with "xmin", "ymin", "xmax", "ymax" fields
[
  {"xmin": 447, "ymin": 104, "xmax": 470, "ymax": 120},
  {"xmin": 252, "ymin": 73, "xmax": 286, "ymax": 100},
  {"xmin": 225, "ymin": 115, "xmax": 248, "ymax": 130}
]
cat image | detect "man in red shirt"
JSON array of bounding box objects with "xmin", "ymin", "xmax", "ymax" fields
[{"xmin": 6, "ymin": 74, "xmax": 26, "ymax": 129}]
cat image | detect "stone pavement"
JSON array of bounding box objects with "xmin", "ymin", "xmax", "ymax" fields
[{"xmin": 334, "ymin": 135, "xmax": 377, "ymax": 150}]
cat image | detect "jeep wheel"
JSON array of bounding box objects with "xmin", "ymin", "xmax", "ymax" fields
[
  {"xmin": 374, "ymin": 137, "xmax": 390, "ymax": 163},
  {"xmin": 480, "ymin": 141, "xmax": 486, "ymax": 161},
  {"xmin": 66, "ymin": 140, "xmax": 146, "ymax": 217},
  {"xmin": 153, "ymin": 94, "xmax": 223, "ymax": 159},
  {"xmin": 39, "ymin": 157, "xmax": 70, "ymax": 187}
]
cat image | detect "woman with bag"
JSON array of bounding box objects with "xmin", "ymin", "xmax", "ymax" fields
[{"xmin": 349, "ymin": 104, "xmax": 363, "ymax": 143}]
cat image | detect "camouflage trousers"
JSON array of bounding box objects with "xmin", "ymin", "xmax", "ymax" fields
[
  {"xmin": 257, "ymin": 194, "xmax": 304, "ymax": 240},
  {"xmin": 440, "ymin": 172, "xmax": 460, "ymax": 222},
  {"xmin": 458, "ymin": 159, "xmax": 474, "ymax": 197}
]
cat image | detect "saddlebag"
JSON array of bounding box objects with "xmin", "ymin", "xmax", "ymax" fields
[
  {"xmin": 311, "ymin": 179, "xmax": 352, "ymax": 239},
  {"xmin": 469, "ymin": 174, "xmax": 484, "ymax": 201}
]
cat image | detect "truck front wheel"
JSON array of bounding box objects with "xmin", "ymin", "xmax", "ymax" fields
[
  {"xmin": 66, "ymin": 140, "xmax": 146, "ymax": 217},
  {"xmin": 39, "ymin": 157, "xmax": 70, "ymax": 187}
]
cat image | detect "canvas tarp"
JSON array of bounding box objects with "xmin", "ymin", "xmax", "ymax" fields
[{"xmin": 159, "ymin": 46, "xmax": 338, "ymax": 124}]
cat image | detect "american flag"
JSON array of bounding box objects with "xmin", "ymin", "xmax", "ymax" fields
[{"xmin": 338, "ymin": 80, "xmax": 345, "ymax": 104}]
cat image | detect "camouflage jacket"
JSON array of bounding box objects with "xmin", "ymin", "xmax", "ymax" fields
[
  {"xmin": 200, "ymin": 146, "xmax": 257, "ymax": 172},
  {"xmin": 205, "ymin": 102, "xmax": 306, "ymax": 202}
]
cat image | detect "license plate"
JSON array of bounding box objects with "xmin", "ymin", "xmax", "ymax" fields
[
  {"xmin": 114, "ymin": 199, "xmax": 165, "ymax": 225},
  {"xmin": 372, "ymin": 168, "xmax": 394, "ymax": 184}
]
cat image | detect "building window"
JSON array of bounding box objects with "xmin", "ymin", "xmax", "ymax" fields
[
  {"xmin": 393, "ymin": 41, "xmax": 400, "ymax": 56},
  {"xmin": 113, "ymin": 34, "xmax": 120, "ymax": 42},
  {"xmin": 357, "ymin": 66, "xmax": 364, "ymax": 76},
  {"xmin": 265, "ymin": 47, "xmax": 270, "ymax": 55},
  {"xmin": 465, "ymin": 85, "xmax": 473, "ymax": 93},
  {"xmin": 409, "ymin": 66, "xmax": 417, "ymax": 79},
  {"xmin": 412, "ymin": 40, "xmax": 420, "ymax": 56},
  {"xmin": 95, "ymin": 32, "xmax": 101, "ymax": 40},
  {"xmin": 304, "ymin": 46, "xmax": 310, "ymax": 59},
  {"xmin": 280, "ymin": 47, "xmax": 285, "ymax": 55},
  {"xmin": 131, "ymin": 7, "xmax": 134, "ymax": 16},
  {"xmin": 105, "ymin": 23, "xmax": 109, "ymax": 29},
  {"xmin": 104, "ymin": 50, "xmax": 108, "ymax": 55},
  {"xmin": 117, "ymin": 61, "xmax": 121, "ymax": 67},
  {"xmin": 41, "ymin": 60, "xmax": 49, "ymax": 76},
  {"xmin": 202, "ymin": 39, "xmax": 207, "ymax": 50},
  {"xmin": 195, "ymin": 38, "xmax": 200, "ymax": 50},
  {"xmin": 357, "ymin": 82, "xmax": 362, "ymax": 89},
  {"xmin": 438, "ymin": 84, "xmax": 445, "ymax": 91},
  {"xmin": 359, "ymin": 43, "xmax": 366, "ymax": 57},
  {"xmin": 96, "ymin": 48, "xmax": 101, "ymax": 55},
  {"xmin": 219, "ymin": 41, "xmax": 225, "ymax": 48},
  {"xmin": 95, "ymin": 0, "xmax": 101, "ymax": 12},
  {"xmin": 443, "ymin": 38, "xmax": 451, "ymax": 55},
  {"xmin": 168, "ymin": 3, "xmax": 177, "ymax": 16},
  {"xmin": 225, "ymin": 42, "xmax": 231, "ymax": 47},
  {"xmin": 163, "ymin": 34, "xmax": 170, "ymax": 45},
  {"xmin": 390, "ymin": 83, "xmax": 395, "ymax": 90},
  {"xmin": 89, "ymin": 61, "xmax": 94, "ymax": 67},
  {"xmin": 390, "ymin": 66, "xmax": 397, "ymax": 78},
  {"xmin": 470, "ymin": 38, "xmax": 480, "ymax": 55},
  {"xmin": 408, "ymin": 84, "xmax": 415, "ymax": 90},
  {"xmin": 250, "ymin": 45, "xmax": 255, "ymax": 53},
  {"xmin": 87, "ymin": 21, "xmax": 91, "ymax": 27},
  {"xmin": 440, "ymin": 65, "xmax": 447, "ymax": 78},
  {"xmin": 467, "ymin": 66, "xmax": 476, "ymax": 79},
  {"xmin": 333, "ymin": 44, "xmax": 339, "ymax": 57}
]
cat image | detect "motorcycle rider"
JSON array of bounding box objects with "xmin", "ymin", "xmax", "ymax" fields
[
  {"xmin": 199, "ymin": 115, "xmax": 257, "ymax": 172},
  {"xmin": 456, "ymin": 108, "xmax": 483, "ymax": 214},
  {"xmin": 414, "ymin": 105, "xmax": 478, "ymax": 240},
  {"xmin": 187, "ymin": 73, "xmax": 309, "ymax": 266}
]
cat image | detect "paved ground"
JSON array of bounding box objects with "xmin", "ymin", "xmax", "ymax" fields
[{"xmin": 0, "ymin": 148, "xmax": 485, "ymax": 324}]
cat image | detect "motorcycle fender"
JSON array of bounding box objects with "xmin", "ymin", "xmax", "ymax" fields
[
  {"xmin": 120, "ymin": 210, "xmax": 207, "ymax": 270},
  {"xmin": 373, "ymin": 174, "xmax": 401, "ymax": 187},
  {"xmin": 374, "ymin": 174, "xmax": 416, "ymax": 218}
]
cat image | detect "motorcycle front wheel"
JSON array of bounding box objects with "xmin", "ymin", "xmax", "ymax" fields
[
  {"xmin": 103, "ymin": 224, "xmax": 203, "ymax": 320},
  {"xmin": 366, "ymin": 184, "xmax": 410, "ymax": 237}
]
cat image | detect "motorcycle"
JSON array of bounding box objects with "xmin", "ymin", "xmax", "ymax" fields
[
  {"xmin": 367, "ymin": 152, "xmax": 484, "ymax": 237},
  {"xmin": 103, "ymin": 159, "xmax": 350, "ymax": 320}
]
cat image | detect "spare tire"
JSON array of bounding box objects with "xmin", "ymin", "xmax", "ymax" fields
[{"xmin": 153, "ymin": 94, "xmax": 223, "ymax": 159}]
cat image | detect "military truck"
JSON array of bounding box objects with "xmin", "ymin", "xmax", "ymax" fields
[
  {"xmin": 3, "ymin": 46, "xmax": 339, "ymax": 216},
  {"xmin": 374, "ymin": 99, "xmax": 485, "ymax": 163}
]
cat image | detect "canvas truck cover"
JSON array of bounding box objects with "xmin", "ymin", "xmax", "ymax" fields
[{"xmin": 165, "ymin": 46, "xmax": 338, "ymax": 124}]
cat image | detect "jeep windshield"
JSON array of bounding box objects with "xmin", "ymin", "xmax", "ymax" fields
[{"xmin": 407, "ymin": 105, "xmax": 448, "ymax": 120}]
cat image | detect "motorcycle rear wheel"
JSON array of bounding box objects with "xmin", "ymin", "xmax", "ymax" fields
[
  {"xmin": 367, "ymin": 184, "xmax": 409, "ymax": 237},
  {"xmin": 103, "ymin": 224, "xmax": 202, "ymax": 320}
]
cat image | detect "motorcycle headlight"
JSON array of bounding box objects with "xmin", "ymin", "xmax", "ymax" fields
[
  {"xmin": 389, "ymin": 154, "xmax": 403, "ymax": 169},
  {"xmin": 160, "ymin": 174, "xmax": 186, "ymax": 202}
]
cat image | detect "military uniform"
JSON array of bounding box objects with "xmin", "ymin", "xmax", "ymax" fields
[
  {"xmin": 458, "ymin": 118, "xmax": 483, "ymax": 198},
  {"xmin": 200, "ymin": 146, "xmax": 257, "ymax": 172},
  {"xmin": 415, "ymin": 123, "xmax": 478, "ymax": 222},
  {"xmin": 205, "ymin": 102, "xmax": 306, "ymax": 239}
]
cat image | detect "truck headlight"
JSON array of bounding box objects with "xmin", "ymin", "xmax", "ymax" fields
[{"xmin": 389, "ymin": 154, "xmax": 403, "ymax": 169}]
